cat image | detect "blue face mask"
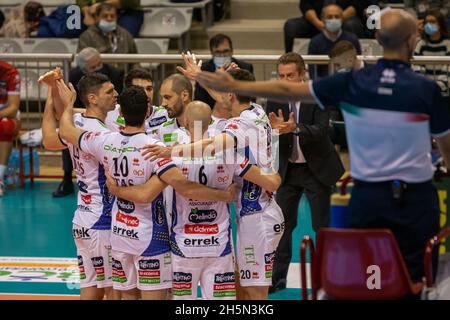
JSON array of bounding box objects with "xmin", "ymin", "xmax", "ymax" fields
[
  {"xmin": 98, "ymin": 20, "xmax": 116, "ymax": 33},
  {"xmin": 213, "ymin": 56, "xmax": 232, "ymax": 69},
  {"xmin": 325, "ymin": 19, "xmax": 342, "ymax": 33},
  {"xmin": 424, "ymin": 23, "xmax": 439, "ymax": 36}
]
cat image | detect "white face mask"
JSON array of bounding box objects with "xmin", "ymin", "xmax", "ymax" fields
[
  {"xmin": 213, "ymin": 56, "xmax": 232, "ymax": 68},
  {"xmin": 325, "ymin": 19, "xmax": 342, "ymax": 33},
  {"xmin": 98, "ymin": 20, "xmax": 116, "ymax": 33}
]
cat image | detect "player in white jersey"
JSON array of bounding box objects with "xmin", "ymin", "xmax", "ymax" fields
[
  {"xmin": 105, "ymin": 68, "xmax": 169, "ymax": 133},
  {"xmin": 42, "ymin": 73, "xmax": 118, "ymax": 300},
  {"xmin": 58, "ymin": 85, "xmax": 236, "ymax": 300},
  {"xmin": 143, "ymin": 69, "xmax": 285, "ymax": 300},
  {"xmin": 104, "ymin": 101, "xmax": 281, "ymax": 300}
]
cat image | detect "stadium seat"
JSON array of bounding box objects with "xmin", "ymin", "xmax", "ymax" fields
[
  {"xmin": 300, "ymin": 228, "xmax": 425, "ymax": 300},
  {"xmin": 141, "ymin": 0, "xmax": 169, "ymax": 5},
  {"xmin": 19, "ymin": 69, "xmax": 41, "ymax": 101},
  {"xmin": 140, "ymin": 7, "xmax": 193, "ymax": 51},
  {"xmin": 135, "ymin": 38, "xmax": 170, "ymax": 54},
  {"xmin": 360, "ymin": 39, "xmax": 383, "ymax": 56},
  {"xmin": 292, "ymin": 38, "xmax": 310, "ymax": 55},
  {"xmin": 31, "ymin": 38, "xmax": 71, "ymax": 54},
  {"xmin": 164, "ymin": 0, "xmax": 214, "ymax": 28},
  {"xmin": 0, "ymin": 39, "xmax": 23, "ymax": 53}
]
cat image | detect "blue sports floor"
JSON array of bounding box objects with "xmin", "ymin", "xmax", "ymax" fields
[{"xmin": 0, "ymin": 181, "xmax": 314, "ymax": 299}]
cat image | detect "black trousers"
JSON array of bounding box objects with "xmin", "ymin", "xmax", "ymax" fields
[
  {"xmin": 62, "ymin": 148, "xmax": 73, "ymax": 180},
  {"xmin": 348, "ymin": 180, "xmax": 440, "ymax": 282},
  {"xmin": 272, "ymin": 162, "xmax": 332, "ymax": 282}
]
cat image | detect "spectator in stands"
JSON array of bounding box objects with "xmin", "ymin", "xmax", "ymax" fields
[
  {"xmin": 329, "ymin": 40, "xmax": 364, "ymax": 74},
  {"xmin": 194, "ymin": 33, "xmax": 253, "ymax": 109},
  {"xmin": 0, "ymin": 61, "xmax": 20, "ymax": 197},
  {"xmin": 52, "ymin": 47, "xmax": 124, "ymax": 198},
  {"xmin": 405, "ymin": 0, "xmax": 450, "ymax": 22},
  {"xmin": 0, "ymin": 1, "xmax": 45, "ymax": 38},
  {"xmin": 284, "ymin": 0, "xmax": 369, "ymax": 53},
  {"xmin": 77, "ymin": 0, "xmax": 144, "ymax": 37},
  {"xmin": 414, "ymin": 9, "xmax": 450, "ymax": 102},
  {"xmin": 308, "ymin": 4, "xmax": 362, "ymax": 79},
  {"xmin": 78, "ymin": 2, "xmax": 137, "ymax": 72}
]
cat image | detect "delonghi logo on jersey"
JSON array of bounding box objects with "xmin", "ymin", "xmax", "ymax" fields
[
  {"xmin": 113, "ymin": 226, "xmax": 139, "ymax": 239},
  {"xmin": 152, "ymin": 198, "xmax": 165, "ymax": 226},
  {"xmin": 138, "ymin": 259, "xmax": 160, "ymax": 270},
  {"xmin": 214, "ymin": 272, "xmax": 235, "ymax": 284},
  {"xmin": 184, "ymin": 224, "xmax": 219, "ymax": 235},
  {"xmin": 116, "ymin": 212, "xmax": 139, "ymax": 227},
  {"xmin": 77, "ymin": 181, "xmax": 88, "ymax": 193},
  {"xmin": 173, "ymin": 272, "xmax": 192, "ymax": 282},
  {"xmin": 149, "ymin": 116, "xmax": 167, "ymax": 127},
  {"xmin": 183, "ymin": 236, "xmax": 220, "ymax": 246},
  {"xmin": 264, "ymin": 251, "xmax": 276, "ymax": 264},
  {"xmin": 92, "ymin": 257, "xmax": 104, "ymax": 267},
  {"xmin": 73, "ymin": 227, "xmax": 90, "ymax": 239},
  {"xmin": 117, "ymin": 198, "xmax": 135, "ymax": 213},
  {"xmin": 80, "ymin": 194, "xmax": 92, "ymax": 205},
  {"xmin": 188, "ymin": 208, "xmax": 218, "ymax": 223}
]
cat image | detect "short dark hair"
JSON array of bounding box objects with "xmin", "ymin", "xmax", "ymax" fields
[
  {"xmin": 227, "ymin": 69, "xmax": 255, "ymax": 104},
  {"xmin": 277, "ymin": 52, "xmax": 306, "ymax": 73},
  {"xmin": 124, "ymin": 68, "xmax": 153, "ymax": 88},
  {"xmin": 209, "ymin": 33, "xmax": 233, "ymax": 52},
  {"xmin": 164, "ymin": 74, "xmax": 193, "ymax": 99},
  {"xmin": 424, "ymin": 9, "xmax": 450, "ymax": 39},
  {"xmin": 77, "ymin": 73, "xmax": 110, "ymax": 107},
  {"xmin": 119, "ymin": 86, "xmax": 148, "ymax": 127},
  {"xmin": 329, "ymin": 40, "xmax": 357, "ymax": 58},
  {"xmin": 96, "ymin": 2, "xmax": 117, "ymax": 17}
]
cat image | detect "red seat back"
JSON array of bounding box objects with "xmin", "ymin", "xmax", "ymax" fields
[{"xmin": 315, "ymin": 228, "xmax": 418, "ymax": 299}]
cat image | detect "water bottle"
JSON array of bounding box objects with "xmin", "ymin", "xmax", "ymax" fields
[{"xmin": 5, "ymin": 166, "xmax": 19, "ymax": 190}]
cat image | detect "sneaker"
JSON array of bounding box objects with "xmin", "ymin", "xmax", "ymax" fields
[
  {"xmin": 0, "ymin": 181, "xmax": 4, "ymax": 197},
  {"xmin": 52, "ymin": 180, "xmax": 74, "ymax": 198}
]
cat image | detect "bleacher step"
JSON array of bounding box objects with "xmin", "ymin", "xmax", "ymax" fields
[{"xmin": 231, "ymin": 0, "xmax": 299, "ymax": 20}]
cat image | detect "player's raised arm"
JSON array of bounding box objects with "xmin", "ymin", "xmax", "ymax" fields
[
  {"xmin": 105, "ymin": 172, "xmax": 168, "ymax": 204},
  {"xmin": 195, "ymin": 69, "xmax": 315, "ymax": 104},
  {"xmin": 42, "ymin": 86, "xmax": 66, "ymax": 151},
  {"xmin": 242, "ymin": 165, "xmax": 282, "ymax": 193},
  {"xmin": 58, "ymin": 80, "xmax": 85, "ymax": 148},
  {"xmin": 159, "ymin": 166, "xmax": 235, "ymax": 202}
]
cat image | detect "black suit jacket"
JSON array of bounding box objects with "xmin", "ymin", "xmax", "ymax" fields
[
  {"xmin": 194, "ymin": 57, "xmax": 254, "ymax": 108},
  {"xmin": 267, "ymin": 100, "xmax": 345, "ymax": 186},
  {"xmin": 69, "ymin": 63, "xmax": 124, "ymax": 108}
]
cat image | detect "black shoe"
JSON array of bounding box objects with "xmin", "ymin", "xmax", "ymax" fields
[
  {"xmin": 269, "ymin": 278, "xmax": 287, "ymax": 294},
  {"xmin": 52, "ymin": 180, "xmax": 74, "ymax": 198}
]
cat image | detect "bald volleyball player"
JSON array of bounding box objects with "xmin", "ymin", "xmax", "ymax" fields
[{"xmin": 194, "ymin": 9, "xmax": 450, "ymax": 287}]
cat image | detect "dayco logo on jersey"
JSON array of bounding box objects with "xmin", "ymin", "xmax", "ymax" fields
[
  {"xmin": 273, "ymin": 222, "xmax": 285, "ymax": 233},
  {"xmin": 73, "ymin": 227, "xmax": 90, "ymax": 239},
  {"xmin": 149, "ymin": 116, "xmax": 167, "ymax": 127},
  {"xmin": 117, "ymin": 199, "xmax": 135, "ymax": 213},
  {"xmin": 184, "ymin": 224, "xmax": 219, "ymax": 235},
  {"xmin": 80, "ymin": 194, "xmax": 92, "ymax": 205},
  {"xmin": 157, "ymin": 158, "xmax": 171, "ymax": 167},
  {"xmin": 77, "ymin": 181, "xmax": 88, "ymax": 193},
  {"xmin": 116, "ymin": 212, "xmax": 139, "ymax": 227},
  {"xmin": 138, "ymin": 259, "xmax": 160, "ymax": 270},
  {"xmin": 173, "ymin": 272, "xmax": 192, "ymax": 282},
  {"xmin": 133, "ymin": 169, "xmax": 145, "ymax": 177},
  {"xmin": 188, "ymin": 208, "xmax": 218, "ymax": 223},
  {"xmin": 113, "ymin": 226, "xmax": 139, "ymax": 239},
  {"xmin": 152, "ymin": 198, "xmax": 165, "ymax": 226},
  {"xmin": 183, "ymin": 236, "xmax": 219, "ymax": 246}
]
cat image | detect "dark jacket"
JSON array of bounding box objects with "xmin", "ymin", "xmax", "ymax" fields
[
  {"xmin": 300, "ymin": 0, "xmax": 369, "ymax": 22},
  {"xmin": 194, "ymin": 57, "xmax": 254, "ymax": 108},
  {"xmin": 266, "ymin": 100, "xmax": 345, "ymax": 186},
  {"xmin": 70, "ymin": 63, "xmax": 124, "ymax": 108}
]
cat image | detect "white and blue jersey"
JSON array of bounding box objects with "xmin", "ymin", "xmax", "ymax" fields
[
  {"xmin": 310, "ymin": 58, "xmax": 450, "ymax": 183},
  {"xmin": 61, "ymin": 113, "xmax": 114, "ymax": 230}
]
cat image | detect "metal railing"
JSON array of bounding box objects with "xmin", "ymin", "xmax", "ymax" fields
[{"xmin": 2, "ymin": 53, "xmax": 450, "ymax": 129}]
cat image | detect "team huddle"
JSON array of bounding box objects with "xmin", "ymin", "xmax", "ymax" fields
[{"xmin": 40, "ymin": 58, "xmax": 284, "ymax": 300}]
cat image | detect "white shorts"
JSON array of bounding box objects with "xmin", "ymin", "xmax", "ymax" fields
[
  {"xmin": 236, "ymin": 201, "xmax": 285, "ymax": 286},
  {"xmin": 111, "ymin": 250, "xmax": 172, "ymax": 291},
  {"xmin": 172, "ymin": 254, "xmax": 236, "ymax": 300},
  {"xmin": 73, "ymin": 224, "xmax": 113, "ymax": 289}
]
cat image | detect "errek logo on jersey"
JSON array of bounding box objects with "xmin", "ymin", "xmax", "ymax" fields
[
  {"xmin": 188, "ymin": 208, "xmax": 218, "ymax": 223},
  {"xmin": 183, "ymin": 236, "xmax": 220, "ymax": 247},
  {"xmin": 113, "ymin": 226, "xmax": 139, "ymax": 239},
  {"xmin": 213, "ymin": 272, "xmax": 236, "ymax": 298},
  {"xmin": 149, "ymin": 116, "xmax": 167, "ymax": 127},
  {"xmin": 184, "ymin": 224, "xmax": 219, "ymax": 235},
  {"xmin": 138, "ymin": 259, "xmax": 160, "ymax": 270},
  {"xmin": 117, "ymin": 199, "xmax": 135, "ymax": 213},
  {"xmin": 73, "ymin": 227, "xmax": 90, "ymax": 239},
  {"xmin": 116, "ymin": 212, "xmax": 139, "ymax": 227}
]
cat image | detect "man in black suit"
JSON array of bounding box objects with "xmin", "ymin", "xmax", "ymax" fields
[
  {"xmin": 52, "ymin": 47, "xmax": 123, "ymax": 197},
  {"xmin": 266, "ymin": 53, "xmax": 345, "ymax": 293},
  {"xmin": 194, "ymin": 33, "xmax": 253, "ymax": 108}
]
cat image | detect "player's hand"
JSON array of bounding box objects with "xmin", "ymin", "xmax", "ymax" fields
[
  {"xmin": 142, "ymin": 144, "xmax": 173, "ymax": 161},
  {"xmin": 55, "ymin": 80, "xmax": 77, "ymax": 109},
  {"xmin": 176, "ymin": 51, "xmax": 202, "ymax": 80},
  {"xmin": 105, "ymin": 171, "xmax": 119, "ymax": 196},
  {"xmin": 38, "ymin": 67, "xmax": 63, "ymax": 86},
  {"xmin": 195, "ymin": 69, "xmax": 235, "ymax": 92},
  {"xmin": 269, "ymin": 110, "xmax": 296, "ymax": 135},
  {"xmin": 224, "ymin": 183, "xmax": 236, "ymax": 202}
]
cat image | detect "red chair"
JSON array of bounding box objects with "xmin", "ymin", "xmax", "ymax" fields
[{"xmin": 300, "ymin": 228, "xmax": 443, "ymax": 300}]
